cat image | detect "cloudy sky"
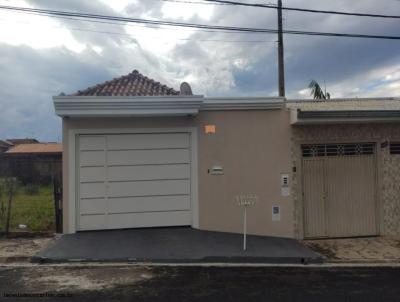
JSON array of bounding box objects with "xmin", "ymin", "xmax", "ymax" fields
[{"xmin": 0, "ymin": 0, "xmax": 399, "ymax": 141}]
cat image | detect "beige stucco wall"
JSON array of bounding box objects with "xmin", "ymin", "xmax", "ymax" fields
[{"xmin": 62, "ymin": 109, "xmax": 294, "ymax": 237}]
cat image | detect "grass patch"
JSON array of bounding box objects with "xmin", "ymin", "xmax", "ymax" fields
[{"xmin": 0, "ymin": 185, "xmax": 55, "ymax": 232}]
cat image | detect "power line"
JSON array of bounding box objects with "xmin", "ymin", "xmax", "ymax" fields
[
  {"xmin": 160, "ymin": 0, "xmax": 228, "ymax": 5},
  {"xmin": 3, "ymin": 9, "xmax": 265, "ymax": 35},
  {"xmin": 202, "ymin": 0, "xmax": 400, "ymax": 19},
  {"xmin": 0, "ymin": 17, "xmax": 276, "ymax": 43},
  {"xmin": 0, "ymin": 5, "xmax": 399, "ymax": 40}
]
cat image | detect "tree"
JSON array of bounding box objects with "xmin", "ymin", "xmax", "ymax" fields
[{"xmin": 308, "ymin": 80, "xmax": 331, "ymax": 100}]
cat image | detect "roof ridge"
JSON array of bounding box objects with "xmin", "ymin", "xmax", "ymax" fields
[{"xmin": 72, "ymin": 69, "xmax": 180, "ymax": 96}]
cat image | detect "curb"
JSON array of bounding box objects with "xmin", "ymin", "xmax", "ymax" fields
[
  {"xmin": 30, "ymin": 255, "xmax": 324, "ymax": 265},
  {"xmin": 327, "ymin": 259, "xmax": 400, "ymax": 264},
  {"xmin": 0, "ymin": 256, "xmax": 30, "ymax": 263},
  {"xmin": 2, "ymin": 261, "xmax": 400, "ymax": 268}
]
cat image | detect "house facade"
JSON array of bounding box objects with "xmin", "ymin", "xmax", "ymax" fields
[
  {"xmin": 54, "ymin": 70, "xmax": 400, "ymax": 239},
  {"xmin": 4, "ymin": 143, "xmax": 62, "ymax": 184}
]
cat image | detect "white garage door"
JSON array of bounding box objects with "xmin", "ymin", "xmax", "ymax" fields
[{"xmin": 77, "ymin": 132, "xmax": 192, "ymax": 231}]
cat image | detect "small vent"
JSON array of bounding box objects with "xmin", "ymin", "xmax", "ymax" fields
[
  {"xmin": 302, "ymin": 143, "xmax": 374, "ymax": 158},
  {"xmin": 390, "ymin": 143, "xmax": 400, "ymax": 155}
]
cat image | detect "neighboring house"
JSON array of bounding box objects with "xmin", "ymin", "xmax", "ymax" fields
[
  {"xmin": 6, "ymin": 138, "xmax": 39, "ymax": 145},
  {"xmin": 0, "ymin": 138, "xmax": 38, "ymax": 154},
  {"xmin": 4, "ymin": 143, "xmax": 62, "ymax": 184},
  {"xmin": 0, "ymin": 138, "xmax": 40, "ymax": 175},
  {"xmin": 0, "ymin": 140, "xmax": 13, "ymax": 153},
  {"xmin": 54, "ymin": 69, "xmax": 400, "ymax": 239}
]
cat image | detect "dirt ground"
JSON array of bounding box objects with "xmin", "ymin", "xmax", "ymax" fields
[
  {"xmin": 0, "ymin": 236, "xmax": 57, "ymax": 261},
  {"xmin": 16, "ymin": 266, "xmax": 153, "ymax": 292},
  {"xmin": 304, "ymin": 236, "xmax": 400, "ymax": 262}
]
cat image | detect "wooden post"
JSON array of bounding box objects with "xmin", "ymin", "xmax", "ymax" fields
[
  {"xmin": 53, "ymin": 174, "xmax": 63, "ymax": 233},
  {"xmin": 4, "ymin": 188, "xmax": 13, "ymax": 235}
]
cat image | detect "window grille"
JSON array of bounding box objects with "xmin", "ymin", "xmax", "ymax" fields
[
  {"xmin": 390, "ymin": 143, "xmax": 400, "ymax": 155},
  {"xmin": 302, "ymin": 143, "xmax": 374, "ymax": 158}
]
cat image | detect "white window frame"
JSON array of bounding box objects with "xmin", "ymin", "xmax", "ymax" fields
[{"xmin": 67, "ymin": 127, "xmax": 199, "ymax": 233}]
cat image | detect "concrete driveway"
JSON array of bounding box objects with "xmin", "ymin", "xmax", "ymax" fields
[{"xmin": 33, "ymin": 227, "xmax": 322, "ymax": 264}]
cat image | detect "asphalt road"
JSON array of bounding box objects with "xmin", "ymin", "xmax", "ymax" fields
[{"xmin": 0, "ymin": 265, "xmax": 399, "ymax": 302}]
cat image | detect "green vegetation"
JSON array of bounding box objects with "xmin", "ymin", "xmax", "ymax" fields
[
  {"xmin": 308, "ymin": 80, "xmax": 331, "ymax": 100},
  {"xmin": 0, "ymin": 184, "xmax": 55, "ymax": 232}
]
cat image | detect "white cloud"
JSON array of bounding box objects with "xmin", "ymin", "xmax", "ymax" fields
[
  {"xmin": 0, "ymin": 0, "xmax": 85, "ymax": 52},
  {"xmin": 0, "ymin": 0, "xmax": 399, "ymax": 140},
  {"xmin": 161, "ymin": 1, "xmax": 214, "ymax": 20}
]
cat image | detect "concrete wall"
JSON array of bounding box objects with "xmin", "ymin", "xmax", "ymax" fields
[{"xmin": 62, "ymin": 109, "xmax": 294, "ymax": 237}]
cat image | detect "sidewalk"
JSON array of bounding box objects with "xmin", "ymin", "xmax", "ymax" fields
[
  {"xmin": 304, "ymin": 236, "xmax": 400, "ymax": 263},
  {"xmin": 0, "ymin": 235, "xmax": 56, "ymax": 263}
]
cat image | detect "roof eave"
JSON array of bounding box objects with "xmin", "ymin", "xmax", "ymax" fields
[
  {"xmin": 53, "ymin": 96, "xmax": 285, "ymax": 117},
  {"xmin": 291, "ymin": 109, "xmax": 400, "ymax": 125}
]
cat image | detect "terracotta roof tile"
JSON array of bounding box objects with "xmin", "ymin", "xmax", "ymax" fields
[
  {"xmin": 6, "ymin": 143, "xmax": 62, "ymax": 154},
  {"xmin": 6, "ymin": 138, "xmax": 38, "ymax": 145},
  {"xmin": 73, "ymin": 70, "xmax": 180, "ymax": 96}
]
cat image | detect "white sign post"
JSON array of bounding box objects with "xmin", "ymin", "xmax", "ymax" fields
[{"xmin": 236, "ymin": 194, "xmax": 258, "ymax": 251}]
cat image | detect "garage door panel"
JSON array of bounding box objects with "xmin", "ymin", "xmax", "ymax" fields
[
  {"xmin": 79, "ymin": 136, "xmax": 105, "ymax": 151},
  {"xmin": 108, "ymin": 164, "xmax": 190, "ymax": 182},
  {"xmin": 302, "ymin": 143, "xmax": 377, "ymax": 239},
  {"xmin": 108, "ymin": 179, "xmax": 190, "ymax": 198},
  {"xmin": 77, "ymin": 132, "xmax": 193, "ymax": 231},
  {"xmin": 108, "ymin": 195, "xmax": 190, "ymax": 214},
  {"xmin": 80, "ymin": 182, "xmax": 106, "ymax": 199},
  {"xmin": 80, "ymin": 198, "xmax": 106, "ymax": 215},
  {"xmin": 80, "ymin": 151, "xmax": 105, "ymax": 167},
  {"xmin": 80, "ymin": 167, "xmax": 106, "ymax": 182},
  {"xmin": 107, "ymin": 149, "xmax": 189, "ymax": 166},
  {"xmin": 326, "ymin": 156, "xmax": 377, "ymax": 237},
  {"xmin": 79, "ymin": 214, "xmax": 107, "ymax": 230},
  {"xmin": 303, "ymin": 158, "xmax": 326, "ymax": 238},
  {"xmin": 107, "ymin": 133, "xmax": 189, "ymax": 150},
  {"xmin": 107, "ymin": 211, "xmax": 191, "ymax": 229}
]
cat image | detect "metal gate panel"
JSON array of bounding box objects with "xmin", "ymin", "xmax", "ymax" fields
[
  {"xmin": 302, "ymin": 143, "xmax": 378, "ymax": 239},
  {"xmin": 325, "ymin": 155, "xmax": 377, "ymax": 237},
  {"xmin": 303, "ymin": 158, "xmax": 326, "ymax": 238}
]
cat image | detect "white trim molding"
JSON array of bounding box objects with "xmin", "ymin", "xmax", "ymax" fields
[
  {"xmin": 54, "ymin": 96, "xmax": 285, "ymax": 117},
  {"xmin": 67, "ymin": 127, "xmax": 199, "ymax": 233},
  {"xmin": 290, "ymin": 108, "xmax": 400, "ymax": 125},
  {"xmin": 202, "ymin": 97, "xmax": 284, "ymax": 110},
  {"xmin": 54, "ymin": 96, "xmax": 204, "ymax": 117}
]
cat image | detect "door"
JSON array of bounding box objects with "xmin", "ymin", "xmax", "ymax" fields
[
  {"xmin": 77, "ymin": 132, "xmax": 192, "ymax": 231},
  {"xmin": 302, "ymin": 143, "xmax": 378, "ymax": 238}
]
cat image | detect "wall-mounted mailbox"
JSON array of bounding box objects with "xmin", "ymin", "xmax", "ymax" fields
[{"xmin": 209, "ymin": 165, "xmax": 224, "ymax": 175}]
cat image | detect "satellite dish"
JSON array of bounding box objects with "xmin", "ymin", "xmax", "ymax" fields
[{"xmin": 180, "ymin": 82, "xmax": 193, "ymax": 96}]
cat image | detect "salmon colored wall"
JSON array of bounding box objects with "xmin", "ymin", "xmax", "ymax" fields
[{"xmin": 62, "ymin": 108, "xmax": 295, "ymax": 238}]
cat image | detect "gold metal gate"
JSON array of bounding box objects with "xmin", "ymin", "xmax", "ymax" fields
[{"xmin": 302, "ymin": 143, "xmax": 378, "ymax": 238}]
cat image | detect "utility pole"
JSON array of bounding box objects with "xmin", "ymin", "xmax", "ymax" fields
[{"xmin": 277, "ymin": 0, "xmax": 285, "ymax": 97}]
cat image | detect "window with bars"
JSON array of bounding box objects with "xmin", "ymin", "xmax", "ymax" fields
[
  {"xmin": 302, "ymin": 143, "xmax": 375, "ymax": 158},
  {"xmin": 390, "ymin": 143, "xmax": 400, "ymax": 155}
]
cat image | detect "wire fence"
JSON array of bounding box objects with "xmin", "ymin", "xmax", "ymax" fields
[{"xmin": 0, "ymin": 157, "xmax": 62, "ymax": 234}]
